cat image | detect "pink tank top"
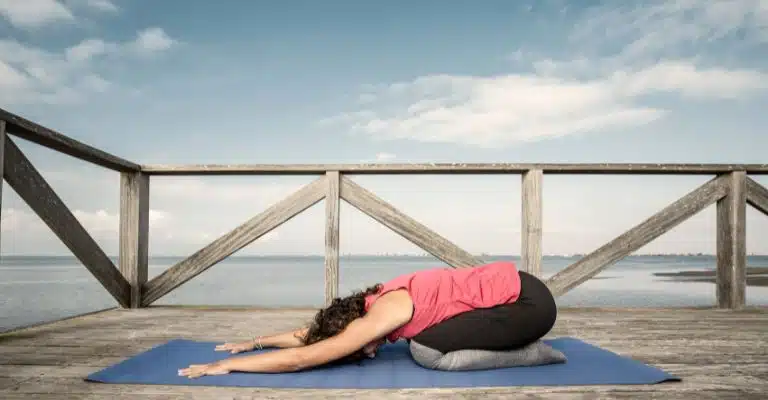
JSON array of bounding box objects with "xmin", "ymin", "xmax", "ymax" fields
[{"xmin": 364, "ymin": 261, "xmax": 521, "ymax": 342}]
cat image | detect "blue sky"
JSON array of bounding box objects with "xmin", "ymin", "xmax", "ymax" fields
[{"xmin": 1, "ymin": 0, "xmax": 767, "ymax": 257}]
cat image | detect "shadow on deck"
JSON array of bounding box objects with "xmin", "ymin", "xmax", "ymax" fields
[{"xmin": 1, "ymin": 306, "xmax": 767, "ymax": 399}]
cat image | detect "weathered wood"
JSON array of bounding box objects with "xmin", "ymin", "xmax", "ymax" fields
[
  {"xmin": 521, "ymin": 169, "xmax": 543, "ymax": 276},
  {"xmin": 1, "ymin": 307, "xmax": 767, "ymax": 398},
  {"xmin": 324, "ymin": 171, "xmax": 340, "ymax": 305},
  {"xmin": 746, "ymin": 177, "xmax": 768, "ymax": 216},
  {"xmin": 717, "ymin": 172, "xmax": 747, "ymax": 309},
  {"xmin": 0, "ymin": 108, "xmax": 139, "ymax": 172},
  {"xmin": 0, "ymin": 120, "xmax": 5, "ymax": 250},
  {"xmin": 142, "ymin": 177, "xmax": 328, "ymax": 306},
  {"xmin": 546, "ymin": 175, "xmax": 729, "ymax": 297},
  {"xmin": 339, "ymin": 176, "xmax": 482, "ymax": 268},
  {"xmin": 119, "ymin": 172, "xmax": 149, "ymax": 309},
  {"xmin": 2, "ymin": 136, "xmax": 131, "ymax": 307},
  {"xmin": 140, "ymin": 163, "xmax": 768, "ymax": 176},
  {"xmin": 0, "ymin": 307, "xmax": 116, "ymax": 335}
]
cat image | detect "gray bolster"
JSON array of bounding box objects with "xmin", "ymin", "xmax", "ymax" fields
[{"xmin": 409, "ymin": 339, "xmax": 567, "ymax": 371}]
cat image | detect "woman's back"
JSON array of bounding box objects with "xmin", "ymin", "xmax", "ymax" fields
[{"xmin": 365, "ymin": 261, "xmax": 522, "ymax": 342}]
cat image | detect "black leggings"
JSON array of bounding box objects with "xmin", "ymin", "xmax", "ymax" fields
[{"xmin": 410, "ymin": 271, "xmax": 557, "ymax": 353}]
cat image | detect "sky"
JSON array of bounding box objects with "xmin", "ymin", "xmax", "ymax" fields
[{"xmin": 1, "ymin": 0, "xmax": 767, "ymax": 258}]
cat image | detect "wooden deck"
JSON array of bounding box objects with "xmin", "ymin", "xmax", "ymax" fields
[{"xmin": 0, "ymin": 307, "xmax": 766, "ymax": 399}]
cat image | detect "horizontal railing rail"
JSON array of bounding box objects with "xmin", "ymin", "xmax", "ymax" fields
[
  {"xmin": 0, "ymin": 108, "xmax": 140, "ymax": 172},
  {"xmin": 1, "ymin": 107, "xmax": 766, "ymax": 318},
  {"xmin": 140, "ymin": 163, "xmax": 768, "ymax": 175}
]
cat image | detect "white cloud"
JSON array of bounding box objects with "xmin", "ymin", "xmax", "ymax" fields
[
  {"xmin": 325, "ymin": 0, "xmax": 768, "ymax": 148},
  {"xmin": 76, "ymin": 0, "xmax": 118, "ymax": 13},
  {"xmin": 0, "ymin": 26, "xmax": 176, "ymax": 106},
  {"xmin": 329, "ymin": 62, "xmax": 767, "ymax": 147},
  {"xmin": 0, "ymin": 38, "xmax": 112, "ymax": 105},
  {"xmin": 375, "ymin": 152, "xmax": 396, "ymax": 161},
  {"xmin": 612, "ymin": 61, "xmax": 768, "ymax": 98},
  {"xmin": 0, "ymin": 0, "xmax": 119, "ymax": 30},
  {"xmin": 0, "ymin": 0, "xmax": 74, "ymax": 29},
  {"xmin": 130, "ymin": 28, "xmax": 176, "ymax": 54},
  {"xmin": 65, "ymin": 39, "xmax": 110, "ymax": 63},
  {"xmin": 0, "ymin": 60, "xmax": 29, "ymax": 89},
  {"xmin": 571, "ymin": 0, "xmax": 768, "ymax": 63}
]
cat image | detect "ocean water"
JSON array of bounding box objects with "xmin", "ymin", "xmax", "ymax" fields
[{"xmin": 1, "ymin": 255, "xmax": 767, "ymax": 332}]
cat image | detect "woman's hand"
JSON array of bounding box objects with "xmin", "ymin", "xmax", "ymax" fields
[
  {"xmin": 178, "ymin": 362, "xmax": 231, "ymax": 379},
  {"xmin": 215, "ymin": 340, "xmax": 255, "ymax": 354}
]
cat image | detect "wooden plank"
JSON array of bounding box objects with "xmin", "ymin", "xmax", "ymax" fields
[
  {"xmin": 119, "ymin": 172, "xmax": 150, "ymax": 308},
  {"xmin": 324, "ymin": 171, "xmax": 340, "ymax": 305},
  {"xmin": 545, "ymin": 175, "xmax": 729, "ymax": 297},
  {"xmin": 746, "ymin": 177, "xmax": 768, "ymax": 216},
  {"xmin": 1, "ymin": 307, "xmax": 767, "ymax": 398},
  {"xmin": 0, "ymin": 308, "xmax": 117, "ymax": 336},
  {"xmin": 339, "ymin": 176, "xmax": 482, "ymax": 268},
  {"xmin": 717, "ymin": 172, "xmax": 747, "ymax": 309},
  {"xmin": 0, "ymin": 108, "xmax": 139, "ymax": 172},
  {"xmin": 2, "ymin": 136, "xmax": 131, "ymax": 307},
  {"xmin": 140, "ymin": 163, "xmax": 768, "ymax": 176},
  {"xmin": 0, "ymin": 120, "xmax": 5, "ymax": 250},
  {"xmin": 521, "ymin": 169, "xmax": 543, "ymax": 276},
  {"xmin": 142, "ymin": 176, "xmax": 327, "ymax": 306}
]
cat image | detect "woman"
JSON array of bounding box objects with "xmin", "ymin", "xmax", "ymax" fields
[{"xmin": 179, "ymin": 260, "xmax": 557, "ymax": 378}]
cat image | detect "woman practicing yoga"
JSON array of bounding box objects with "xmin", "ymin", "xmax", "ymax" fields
[{"xmin": 179, "ymin": 260, "xmax": 558, "ymax": 378}]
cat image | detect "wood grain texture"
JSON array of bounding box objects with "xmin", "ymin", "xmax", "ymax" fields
[
  {"xmin": 340, "ymin": 175, "xmax": 482, "ymax": 268},
  {"xmin": 2, "ymin": 136, "xmax": 130, "ymax": 307},
  {"xmin": 141, "ymin": 176, "xmax": 327, "ymax": 306},
  {"xmin": 1, "ymin": 307, "xmax": 766, "ymax": 399},
  {"xmin": 717, "ymin": 172, "xmax": 747, "ymax": 309},
  {"xmin": 546, "ymin": 175, "xmax": 730, "ymax": 297},
  {"xmin": 0, "ymin": 107, "xmax": 139, "ymax": 172},
  {"xmin": 746, "ymin": 177, "xmax": 768, "ymax": 216},
  {"xmin": 522, "ymin": 169, "xmax": 543, "ymax": 276},
  {"xmin": 0, "ymin": 121, "xmax": 5, "ymax": 250},
  {"xmin": 324, "ymin": 171, "xmax": 340, "ymax": 306},
  {"xmin": 140, "ymin": 163, "xmax": 768, "ymax": 176},
  {"xmin": 119, "ymin": 172, "xmax": 149, "ymax": 308}
]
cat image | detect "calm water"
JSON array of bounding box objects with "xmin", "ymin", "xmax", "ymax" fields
[{"xmin": 2, "ymin": 255, "xmax": 768, "ymax": 332}]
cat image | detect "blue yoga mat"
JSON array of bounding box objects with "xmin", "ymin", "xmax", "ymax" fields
[{"xmin": 85, "ymin": 337, "xmax": 679, "ymax": 388}]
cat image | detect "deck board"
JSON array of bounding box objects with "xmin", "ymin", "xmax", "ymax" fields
[{"xmin": 1, "ymin": 307, "xmax": 767, "ymax": 399}]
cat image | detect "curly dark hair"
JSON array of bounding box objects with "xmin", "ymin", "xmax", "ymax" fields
[{"xmin": 299, "ymin": 283, "xmax": 382, "ymax": 364}]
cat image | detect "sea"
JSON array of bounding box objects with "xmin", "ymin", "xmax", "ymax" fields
[{"xmin": 2, "ymin": 254, "xmax": 768, "ymax": 332}]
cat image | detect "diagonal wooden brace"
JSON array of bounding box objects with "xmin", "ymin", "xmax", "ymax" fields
[
  {"xmin": 3, "ymin": 135, "xmax": 131, "ymax": 307},
  {"xmin": 340, "ymin": 176, "xmax": 482, "ymax": 268},
  {"xmin": 546, "ymin": 175, "xmax": 730, "ymax": 297},
  {"xmin": 142, "ymin": 176, "xmax": 328, "ymax": 306}
]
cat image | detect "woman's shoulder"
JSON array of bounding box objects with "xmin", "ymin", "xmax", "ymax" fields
[{"xmin": 367, "ymin": 289, "xmax": 414, "ymax": 322}]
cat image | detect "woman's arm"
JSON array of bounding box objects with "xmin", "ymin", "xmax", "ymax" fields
[
  {"xmin": 257, "ymin": 327, "xmax": 309, "ymax": 348},
  {"xmin": 180, "ymin": 290, "xmax": 413, "ymax": 377},
  {"xmin": 215, "ymin": 327, "xmax": 309, "ymax": 354}
]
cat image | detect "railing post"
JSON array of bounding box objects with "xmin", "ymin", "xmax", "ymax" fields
[
  {"xmin": 522, "ymin": 169, "xmax": 543, "ymax": 277},
  {"xmin": 324, "ymin": 171, "xmax": 340, "ymax": 306},
  {"xmin": 716, "ymin": 171, "xmax": 747, "ymax": 309},
  {"xmin": 0, "ymin": 121, "xmax": 5, "ymax": 252},
  {"xmin": 119, "ymin": 171, "xmax": 149, "ymax": 308}
]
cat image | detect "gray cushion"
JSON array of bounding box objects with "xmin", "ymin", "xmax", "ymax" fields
[{"xmin": 409, "ymin": 339, "xmax": 567, "ymax": 371}]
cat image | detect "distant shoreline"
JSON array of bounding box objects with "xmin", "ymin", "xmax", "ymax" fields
[{"xmin": 654, "ymin": 267, "xmax": 768, "ymax": 287}]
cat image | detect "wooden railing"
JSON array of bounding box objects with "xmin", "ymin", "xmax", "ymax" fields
[{"xmin": 2, "ymin": 107, "xmax": 767, "ymax": 311}]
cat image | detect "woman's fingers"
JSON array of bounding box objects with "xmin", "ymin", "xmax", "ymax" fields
[
  {"xmin": 215, "ymin": 343, "xmax": 247, "ymax": 354},
  {"xmin": 178, "ymin": 364, "xmax": 205, "ymax": 378}
]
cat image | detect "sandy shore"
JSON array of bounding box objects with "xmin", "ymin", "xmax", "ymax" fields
[{"xmin": 654, "ymin": 267, "xmax": 768, "ymax": 287}]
